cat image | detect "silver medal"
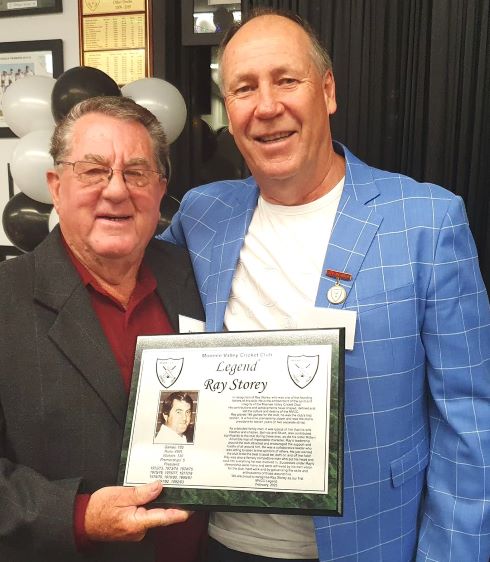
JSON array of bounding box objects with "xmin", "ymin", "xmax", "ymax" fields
[{"xmin": 327, "ymin": 281, "xmax": 347, "ymax": 304}]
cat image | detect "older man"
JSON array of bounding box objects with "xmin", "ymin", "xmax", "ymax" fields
[
  {"xmin": 161, "ymin": 9, "xmax": 490, "ymax": 562},
  {"xmin": 0, "ymin": 96, "xmax": 206, "ymax": 561}
]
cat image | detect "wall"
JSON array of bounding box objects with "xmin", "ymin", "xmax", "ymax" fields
[{"xmin": 0, "ymin": 3, "xmax": 79, "ymax": 245}]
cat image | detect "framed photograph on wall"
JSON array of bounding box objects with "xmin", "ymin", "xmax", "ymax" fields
[
  {"xmin": 0, "ymin": 0, "xmax": 62, "ymax": 18},
  {"xmin": 181, "ymin": 0, "xmax": 242, "ymax": 46},
  {"xmin": 0, "ymin": 39, "xmax": 63, "ymax": 138}
]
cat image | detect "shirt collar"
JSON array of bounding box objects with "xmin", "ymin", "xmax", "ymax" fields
[{"xmin": 61, "ymin": 235, "xmax": 157, "ymax": 308}]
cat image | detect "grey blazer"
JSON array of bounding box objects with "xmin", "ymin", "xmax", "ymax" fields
[{"xmin": 0, "ymin": 227, "xmax": 204, "ymax": 561}]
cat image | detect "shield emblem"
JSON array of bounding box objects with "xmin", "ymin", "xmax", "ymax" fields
[
  {"xmin": 287, "ymin": 355, "xmax": 319, "ymax": 389},
  {"xmin": 156, "ymin": 358, "xmax": 184, "ymax": 388},
  {"xmin": 327, "ymin": 284, "xmax": 347, "ymax": 304},
  {"xmin": 84, "ymin": 0, "xmax": 100, "ymax": 12}
]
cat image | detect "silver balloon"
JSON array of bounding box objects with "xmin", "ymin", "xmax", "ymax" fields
[
  {"xmin": 2, "ymin": 75, "xmax": 56, "ymax": 137},
  {"xmin": 122, "ymin": 78, "xmax": 187, "ymax": 143},
  {"xmin": 10, "ymin": 129, "xmax": 53, "ymax": 204}
]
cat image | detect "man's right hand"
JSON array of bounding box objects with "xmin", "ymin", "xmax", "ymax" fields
[{"xmin": 84, "ymin": 481, "xmax": 190, "ymax": 542}]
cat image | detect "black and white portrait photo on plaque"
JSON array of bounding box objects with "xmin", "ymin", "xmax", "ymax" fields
[{"xmin": 154, "ymin": 390, "xmax": 198, "ymax": 445}]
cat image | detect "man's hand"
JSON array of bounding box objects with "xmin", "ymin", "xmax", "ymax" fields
[{"xmin": 84, "ymin": 481, "xmax": 190, "ymax": 542}]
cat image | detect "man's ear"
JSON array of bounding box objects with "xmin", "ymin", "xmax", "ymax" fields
[
  {"xmin": 46, "ymin": 169, "xmax": 61, "ymax": 211},
  {"xmin": 224, "ymin": 99, "xmax": 234, "ymax": 136},
  {"xmin": 323, "ymin": 70, "xmax": 337, "ymax": 116},
  {"xmin": 157, "ymin": 177, "xmax": 167, "ymax": 204},
  {"xmin": 162, "ymin": 414, "xmax": 168, "ymax": 424}
]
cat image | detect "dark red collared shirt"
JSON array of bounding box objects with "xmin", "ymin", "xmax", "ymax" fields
[{"xmin": 67, "ymin": 247, "xmax": 173, "ymax": 392}]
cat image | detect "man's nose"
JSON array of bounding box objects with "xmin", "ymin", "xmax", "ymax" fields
[
  {"xmin": 254, "ymin": 85, "xmax": 283, "ymax": 118},
  {"xmin": 102, "ymin": 169, "xmax": 130, "ymax": 200}
]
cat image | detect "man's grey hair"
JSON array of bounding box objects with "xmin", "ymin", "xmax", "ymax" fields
[
  {"xmin": 217, "ymin": 7, "xmax": 333, "ymax": 93},
  {"xmin": 50, "ymin": 95, "xmax": 169, "ymax": 176}
]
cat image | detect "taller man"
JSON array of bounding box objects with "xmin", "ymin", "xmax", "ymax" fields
[{"xmin": 161, "ymin": 9, "xmax": 490, "ymax": 562}]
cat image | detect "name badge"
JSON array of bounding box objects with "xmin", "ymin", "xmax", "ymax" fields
[
  {"xmin": 179, "ymin": 315, "xmax": 205, "ymax": 333},
  {"xmin": 295, "ymin": 307, "xmax": 357, "ymax": 350}
]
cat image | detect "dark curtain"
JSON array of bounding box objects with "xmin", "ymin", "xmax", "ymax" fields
[
  {"xmin": 153, "ymin": 0, "xmax": 247, "ymax": 223},
  {"xmin": 245, "ymin": 0, "xmax": 490, "ymax": 286},
  {"xmin": 154, "ymin": 0, "xmax": 489, "ymax": 287},
  {"xmin": 152, "ymin": 0, "xmax": 213, "ymax": 201}
]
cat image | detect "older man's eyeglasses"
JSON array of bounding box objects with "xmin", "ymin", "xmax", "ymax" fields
[{"xmin": 56, "ymin": 160, "xmax": 163, "ymax": 189}]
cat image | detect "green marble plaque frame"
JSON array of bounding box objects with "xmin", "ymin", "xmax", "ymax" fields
[{"xmin": 118, "ymin": 328, "xmax": 344, "ymax": 516}]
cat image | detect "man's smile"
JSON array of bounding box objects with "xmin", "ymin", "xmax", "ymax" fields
[
  {"xmin": 254, "ymin": 131, "xmax": 295, "ymax": 143},
  {"xmin": 97, "ymin": 214, "xmax": 132, "ymax": 222}
]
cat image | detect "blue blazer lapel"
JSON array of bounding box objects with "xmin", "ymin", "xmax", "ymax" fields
[
  {"xmin": 205, "ymin": 180, "xmax": 259, "ymax": 331},
  {"xmin": 204, "ymin": 147, "xmax": 383, "ymax": 325},
  {"xmin": 316, "ymin": 146, "xmax": 383, "ymax": 309}
]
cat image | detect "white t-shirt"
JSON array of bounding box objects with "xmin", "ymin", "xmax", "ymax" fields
[
  {"xmin": 210, "ymin": 179, "xmax": 344, "ymax": 559},
  {"xmin": 154, "ymin": 423, "xmax": 187, "ymax": 444}
]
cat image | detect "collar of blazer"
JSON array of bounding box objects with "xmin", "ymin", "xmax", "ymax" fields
[
  {"xmin": 33, "ymin": 227, "xmax": 189, "ymax": 329},
  {"xmin": 320, "ymin": 142, "xmax": 384, "ymax": 308},
  {"xmin": 32, "ymin": 227, "xmax": 128, "ymax": 425},
  {"xmin": 31, "ymin": 227, "xmax": 199, "ymax": 425}
]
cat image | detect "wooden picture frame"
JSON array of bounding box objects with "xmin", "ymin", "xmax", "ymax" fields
[{"xmin": 79, "ymin": 0, "xmax": 152, "ymax": 86}]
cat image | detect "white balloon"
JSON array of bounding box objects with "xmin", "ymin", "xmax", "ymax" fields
[
  {"xmin": 1, "ymin": 75, "xmax": 56, "ymax": 137},
  {"xmin": 10, "ymin": 129, "xmax": 53, "ymax": 204},
  {"xmin": 122, "ymin": 78, "xmax": 187, "ymax": 143},
  {"xmin": 49, "ymin": 207, "xmax": 59, "ymax": 232}
]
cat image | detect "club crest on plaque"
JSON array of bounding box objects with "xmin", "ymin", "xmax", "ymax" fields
[
  {"xmin": 287, "ymin": 355, "xmax": 319, "ymax": 389},
  {"xmin": 156, "ymin": 358, "xmax": 183, "ymax": 388},
  {"xmin": 84, "ymin": 0, "xmax": 101, "ymax": 12}
]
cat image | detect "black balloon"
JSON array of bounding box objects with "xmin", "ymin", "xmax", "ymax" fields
[
  {"xmin": 51, "ymin": 66, "xmax": 121, "ymax": 122},
  {"xmin": 2, "ymin": 193, "xmax": 52, "ymax": 252}
]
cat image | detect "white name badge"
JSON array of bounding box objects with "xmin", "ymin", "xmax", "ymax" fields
[
  {"xmin": 179, "ymin": 315, "xmax": 205, "ymax": 333},
  {"xmin": 296, "ymin": 308, "xmax": 357, "ymax": 350}
]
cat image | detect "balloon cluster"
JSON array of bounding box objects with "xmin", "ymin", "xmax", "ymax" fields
[{"xmin": 1, "ymin": 67, "xmax": 187, "ymax": 252}]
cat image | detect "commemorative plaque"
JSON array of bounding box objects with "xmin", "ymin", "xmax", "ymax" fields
[{"xmin": 118, "ymin": 329, "xmax": 344, "ymax": 515}]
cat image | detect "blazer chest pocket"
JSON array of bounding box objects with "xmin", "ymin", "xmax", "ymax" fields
[
  {"xmin": 352, "ymin": 283, "xmax": 420, "ymax": 351},
  {"xmin": 390, "ymin": 437, "xmax": 429, "ymax": 488},
  {"xmin": 354, "ymin": 283, "xmax": 417, "ymax": 315}
]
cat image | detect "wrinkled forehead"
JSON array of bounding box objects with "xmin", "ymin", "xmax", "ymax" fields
[
  {"xmin": 68, "ymin": 113, "xmax": 154, "ymax": 161},
  {"xmin": 221, "ymin": 15, "xmax": 313, "ymax": 81},
  {"xmin": 70, "ymin": 113, "xmax": 145, "ymax": 142},
  {"xmin": 224, "ymin": 14, "xmax": 310, "ymax": 55}
]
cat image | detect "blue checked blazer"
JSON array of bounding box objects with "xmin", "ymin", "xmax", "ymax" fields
[{"xmin": 159, "ymin": 144, "xmax": 490, "ymax": 561}]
